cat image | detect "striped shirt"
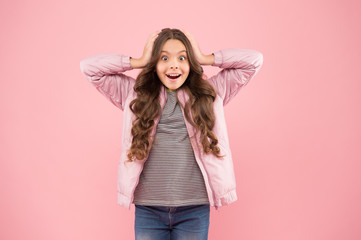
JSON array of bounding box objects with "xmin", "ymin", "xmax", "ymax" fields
[{"xmin": 132, "ymin": 90, "xmax": 209, "ymax": 206}]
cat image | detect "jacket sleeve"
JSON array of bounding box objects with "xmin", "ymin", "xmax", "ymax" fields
[
  {"xmin": 80, "ymin": 54, "xmax": 135, "ymax": 111},
  {"xmin": 208, "ymin": 48, "xmax": 263, "ymax": 106}
]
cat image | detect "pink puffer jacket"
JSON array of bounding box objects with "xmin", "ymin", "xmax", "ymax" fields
[{"xmin": 80, "ymin": 48, "xmax": 263, "ymax": 210}]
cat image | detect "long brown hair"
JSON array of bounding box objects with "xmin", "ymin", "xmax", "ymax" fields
[{"xmin": 126, "ymin": 28, "xmax": 224, "ymax": 162}]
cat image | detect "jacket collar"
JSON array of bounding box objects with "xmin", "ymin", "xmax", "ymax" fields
[{"xmin": 159, "ymin": 85, "xmax": 189, "ymax": 108}]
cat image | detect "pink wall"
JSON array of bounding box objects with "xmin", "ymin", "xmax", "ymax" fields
[{"xmin": 1, "ymin": 0, "xmax": 360, "ymax": 239}]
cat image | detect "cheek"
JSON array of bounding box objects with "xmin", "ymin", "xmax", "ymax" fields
[
  {"xmin": 183, "ymin": 65, "xmax": 190, "ymax": 75},
  {"xmin": 156, "ymin": 64, "xmax": 166, "ymax": 74},
  {"xmin": 155, "ymin": 66, "xmax": 163, "ymax": 78}
]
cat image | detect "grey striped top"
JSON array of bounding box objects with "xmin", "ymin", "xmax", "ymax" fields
[{"xmin": 132, "ymin": 90, "xmax": 210, "ymax": 206}]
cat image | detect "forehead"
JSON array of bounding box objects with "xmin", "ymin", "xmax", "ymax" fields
[{"xmin": 161, "ymin": 39, "xmax": 187, "ymax": 54}]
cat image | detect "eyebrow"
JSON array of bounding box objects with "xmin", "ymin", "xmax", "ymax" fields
[{"xmin": 160, "ymin": 50, "xmax": 187, "ymax": 54}]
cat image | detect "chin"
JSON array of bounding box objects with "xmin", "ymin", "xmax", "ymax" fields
[{"xmin": 162, "ymin": 81, "xmax": 185, "ymax": 90}]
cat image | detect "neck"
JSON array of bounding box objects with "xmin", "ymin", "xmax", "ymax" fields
[{"xmin": 166, "ymin": 88, "xmax": 175, "ymax": 92}]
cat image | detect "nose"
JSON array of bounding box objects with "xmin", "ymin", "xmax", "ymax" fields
[{"xmin": 169, "ymin": 58, "xmax": 179, "ymax": 69}]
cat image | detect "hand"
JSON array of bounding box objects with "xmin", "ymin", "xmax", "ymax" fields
[
  {"xmin": 131, "ymin": 30, "xmax": 161, "ymax": 69},
  {"xmin": 140, "ymin": 30, "xmax": 161, "ymax": 65},
  {"xmin": 181, "ymin": 29, "xmax": 214, "ymax": 65}
]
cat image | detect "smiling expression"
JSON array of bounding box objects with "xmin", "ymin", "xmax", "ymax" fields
[{"xmin": 156, "ymin": 39, "xmax": 190, "ymax": 91}]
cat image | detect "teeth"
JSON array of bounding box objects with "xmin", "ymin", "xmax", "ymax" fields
[{"xmin": 167, "ymin": 74, "xmax": 181, "ymax": 77}]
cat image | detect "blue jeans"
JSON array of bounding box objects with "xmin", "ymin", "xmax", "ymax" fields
[{"xmin": 134, "ymin": 204, "xmax": 210, "ymax": 240}]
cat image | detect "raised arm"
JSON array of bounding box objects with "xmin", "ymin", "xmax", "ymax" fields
[
  {"xmin": 80, "ymin": 53, "xmax": 135, "ymax": 110},
  {"xmin": 79, "ymin": 31, "xmax": 161, "ymax": 110},
  {"xmin": 182, "ymin": 30, "xmax": 263, "ymax": 105},
  {"xmin": 208, "ymin": 48, "xmax": 263, "ymax": 105}
]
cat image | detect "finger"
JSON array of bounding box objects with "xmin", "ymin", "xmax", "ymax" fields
[
  {"xmin": 150, "ymin": 31, "xmax": 161, "ymax": 42},
  {"xmin": 183, "ymin": 31, "xmax": 197, "ymax": 46},
  {"xmin": 181, "ymin": 28, "xmax": 189, "ymax": 35},
  {"xmin": 182, "ymin": 29, "xmax": 193, "ymax": 38},
  {"xmin": 152, "ymin": 30, "xmax": 161, "ymax": 37},
  {"xmin": 147, "ymin": 31, "xmax": 160, "ymax": 41},
  {"xmin": 145, "ymin": 31, "xmax": 160, "ymax": 48}
]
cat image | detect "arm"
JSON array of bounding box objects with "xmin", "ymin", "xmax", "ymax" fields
[
  {"xmin": 181, "ymin": 30, "xmax": 263, "ymax": 105},
  {"xmin": 80, "ymin": 31, "xmax": 161, "ymax": 110},
  {"xmin": 80, "ymin": 53, "xmax": 135, "ymax": 111},
  {"xmin": 208, "ymin": 48, "xmax": 264, "ymax": 105}
]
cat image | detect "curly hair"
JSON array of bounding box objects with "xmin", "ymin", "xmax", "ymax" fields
[{"xmin": 126, "ymin": 28, "xmax": 224, "ymax": 162}]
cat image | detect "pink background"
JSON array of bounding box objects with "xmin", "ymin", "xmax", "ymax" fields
[{"xmin": 1, "ymin": 0, "xmax": 360, "ymax": 239}]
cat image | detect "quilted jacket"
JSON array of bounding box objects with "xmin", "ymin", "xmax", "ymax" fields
[{"xmin": 80, "ymin": 48, "xmax": 263, "ymax": 210}]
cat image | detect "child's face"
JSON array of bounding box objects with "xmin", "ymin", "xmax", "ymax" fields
[{"xmin": 156, "ymin": 39, "xmax": 190, "ymax": 91}]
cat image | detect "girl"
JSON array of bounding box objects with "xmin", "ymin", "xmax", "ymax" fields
[{"xmin": 80, "ymin": 28, "xmax": 263, "ymax": 240}]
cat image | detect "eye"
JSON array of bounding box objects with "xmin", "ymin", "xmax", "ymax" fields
[
  {"xmin": 179, "ymin": 56, "xmax": 187, "ymax": 61},
  {"xmin": 161, "ymin": 56, "xmax": 168, "ymax": 61}
]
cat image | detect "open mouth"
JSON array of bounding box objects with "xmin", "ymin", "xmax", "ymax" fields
[{"xmin": 166, "ymin": 74, "xmax": 181, "ymax": 79}]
